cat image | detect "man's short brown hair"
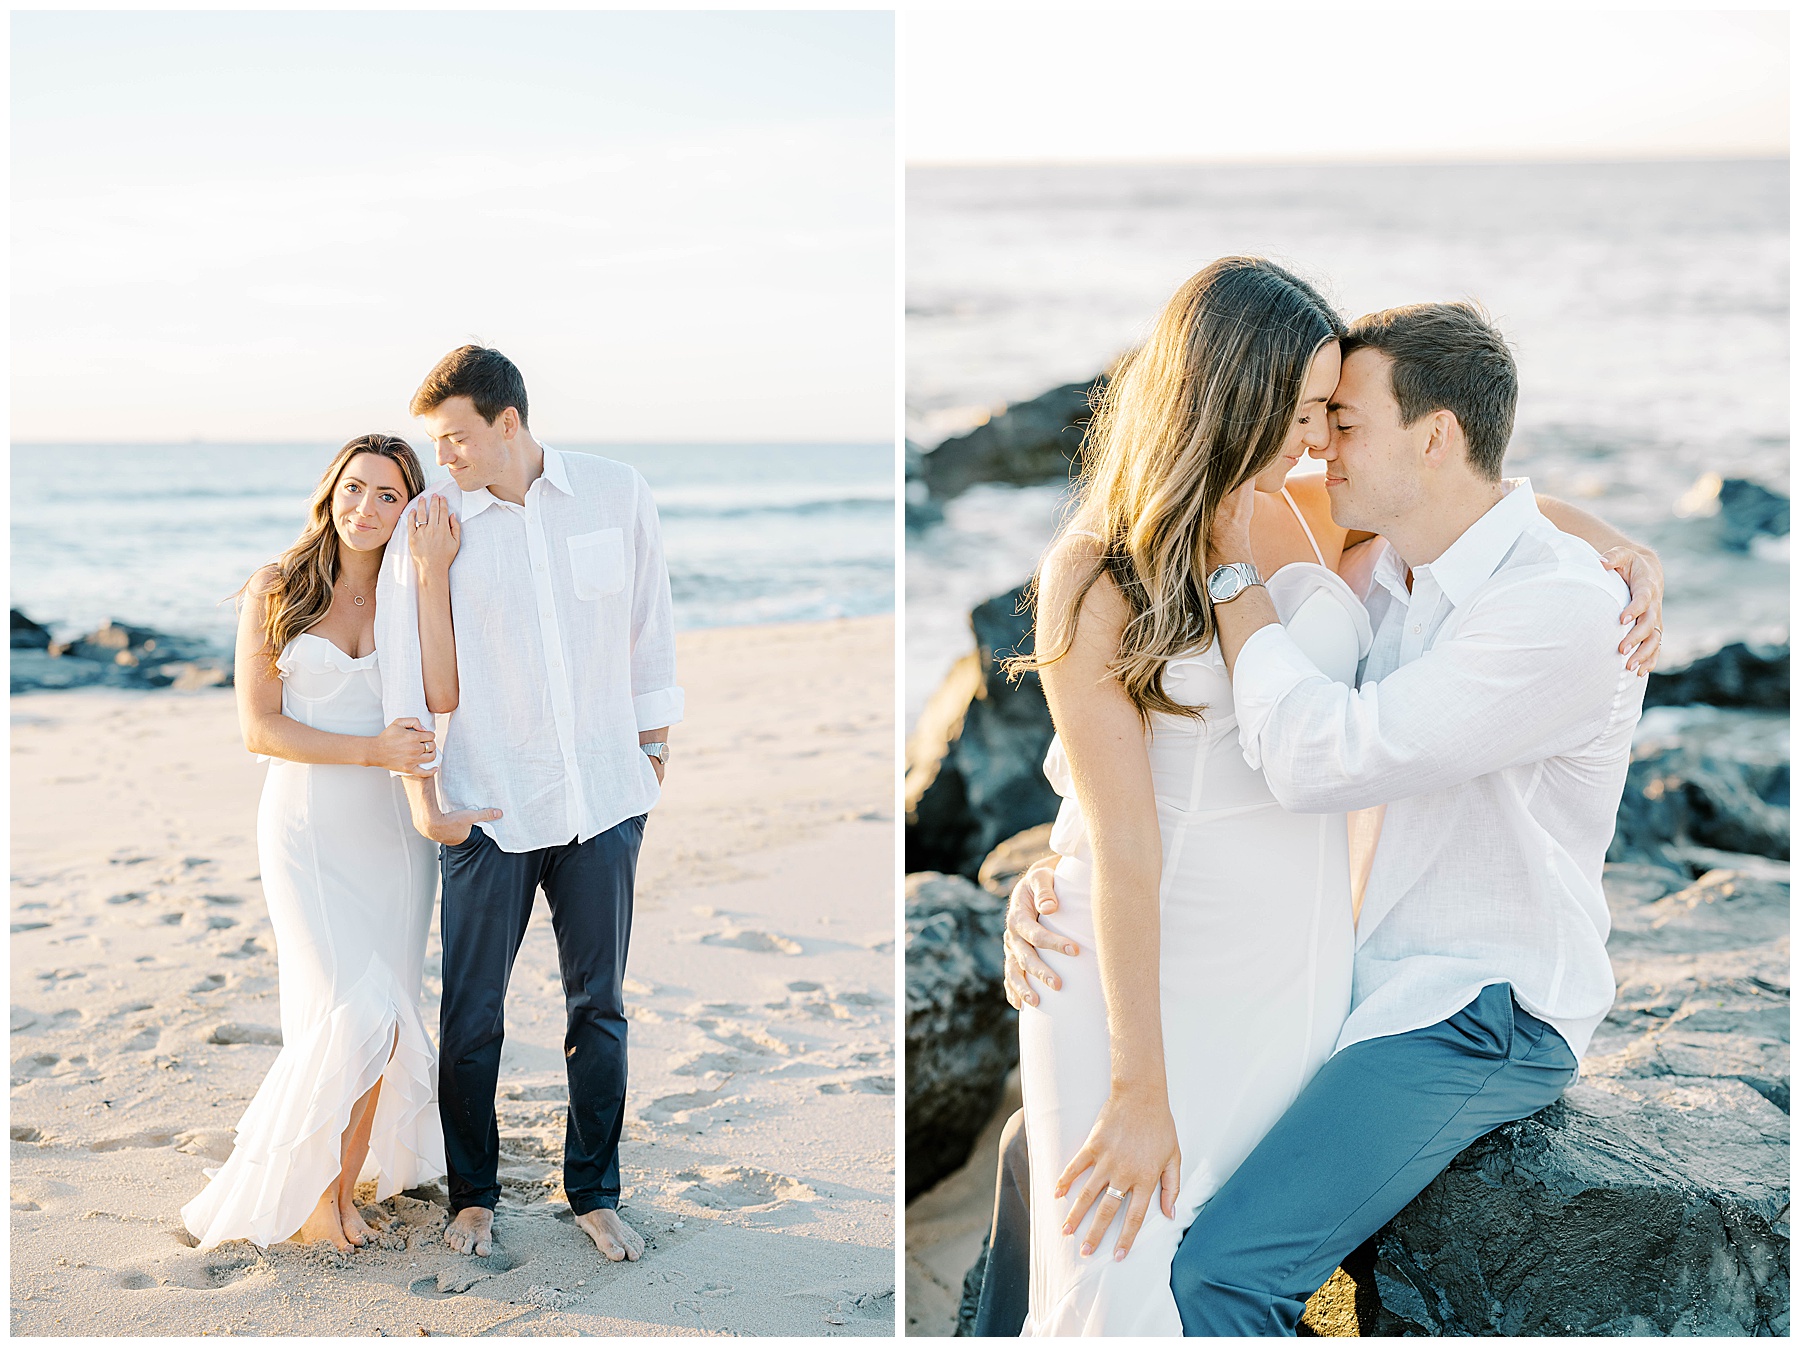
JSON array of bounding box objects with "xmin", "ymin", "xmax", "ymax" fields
[
  {"xmin": 1342, "ymin": 302, "xmax": 1516, "ymax": 480},
  {"xmin": 410, "ymin": 345, "xmax": 530, "ymax": 428}
]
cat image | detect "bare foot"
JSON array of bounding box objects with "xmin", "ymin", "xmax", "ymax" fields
[
  {"xmin": 297, "ymin": 1188, "xmax": 352, "ymax": 1252},
  {"xmin": 337, "ymin": 1194, "xmax": 375, "ymax": 1247},
  {"xmin": 575, "ymin": 1208, "xmax": 644, "ymax": 1263},
  {"xmin": 444, "ymin": 1206, "xmax": 494, "ymax": 1257}
]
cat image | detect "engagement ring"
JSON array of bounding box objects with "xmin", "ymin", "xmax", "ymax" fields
[{"xmin": 1104, "ymin": 1185, "xmax": 1127, "ymax": 1202}]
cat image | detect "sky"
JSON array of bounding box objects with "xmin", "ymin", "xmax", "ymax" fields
[
  {"xmin": 905, "ymin": 9, "xmax": 1787, "ymax": 164},
  {"xmin": 13, "ymin": 11, "xmax": 894, "ymax": 443}
]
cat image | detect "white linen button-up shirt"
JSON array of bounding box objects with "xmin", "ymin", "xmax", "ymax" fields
[
  {"xmin": 376, "ymin": 444, "xmax": 684, "ymax": 854},
  {"xmin": 1231, "ymin": 480, "xmax": 1645, "ymax": 1062}
]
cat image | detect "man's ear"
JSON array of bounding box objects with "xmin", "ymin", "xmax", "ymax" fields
[
  {"xmin": 1419, "ymin": 410, "xmax": 1463, "ymax": 470},
  {"xmin": 498, "ymin": 406, "xmax": 520, "ymax": 440}
]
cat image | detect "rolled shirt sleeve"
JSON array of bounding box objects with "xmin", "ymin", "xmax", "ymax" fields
[
  {"xmin": 374, "ymin": 496, "xmax": 434, "ymax": 773},
  {"xmin": 1234, "ymin": 574, "xmax": 1635, "ymax": 814},
  {"xmin": 628, "ymin": 469, "xmax": 684, "ymax": 731}
]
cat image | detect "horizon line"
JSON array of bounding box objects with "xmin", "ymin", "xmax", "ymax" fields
[{"xmin": 907, "ymin": 149, "xmax": 1790, "ymax": 170}]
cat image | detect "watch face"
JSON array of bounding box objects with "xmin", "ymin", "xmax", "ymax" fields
[{"xmin": 1207, "ymin": 567, "xmax": 1237, "ymax": 602}]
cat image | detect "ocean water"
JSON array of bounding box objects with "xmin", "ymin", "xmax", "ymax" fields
[
  {"xmin": 907, "ymin": 159, "xmax": 1789, "ymax": 726},
  {"xmin": 12, "ymin": 442, "xmax": 894, "ymax": 652}
]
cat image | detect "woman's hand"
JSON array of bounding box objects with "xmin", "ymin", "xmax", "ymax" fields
[
  {"xmin": 1206, "ymin": 478, "xmax": 1259, "ymax": 568},
  {"xmin": 1600, "ymin": 545, "xmax": 1665, "ymax": 674},
  {"xmin": 1054, "ymin": 1083, "xmax": 1181, "ymax": 1262},
  {"xmin": 368, "ymin": 717, "xmax": 437, "ymax": 774},
  {"xmin": 408, "ymin": 495, "xmax": 460, "ymax": 579}
]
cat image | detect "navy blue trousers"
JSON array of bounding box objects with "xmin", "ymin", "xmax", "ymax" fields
[{"xmin": 437, "ymin": 815, "xmax": 644, "ymax": 1216}]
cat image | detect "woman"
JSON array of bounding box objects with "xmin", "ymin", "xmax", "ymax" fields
[
  {"xmin": 182, "ymin": 434, "xmax": 495, "ymax": 1252},
  {"xmin": 1007, "ymin": 258, "xmax": 1661, "ymax": 1334}
]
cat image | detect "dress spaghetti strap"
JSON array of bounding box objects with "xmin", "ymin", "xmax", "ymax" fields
[{"xmin": 1280, "ymin": 486, "xmax": 1327, "ymax": 567}]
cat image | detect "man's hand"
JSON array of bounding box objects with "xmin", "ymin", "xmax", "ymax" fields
[
  {"xmin": 419, "ymin": 805, "xmax": 503, "ymax": 847},
  {"xmin": 1003, "ymin": 862, "xmax": 1079, "ymax": 1009},
  {"xmin": 1600, "ymin": 545, "xmax": 1664, "ymax": 675}
]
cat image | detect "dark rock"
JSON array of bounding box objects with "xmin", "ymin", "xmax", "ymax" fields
[
  {"xmin": 1372, "ymin": 864, "xmax": 1789, "ymax": 1335},
  {"xmin": 11, "ymin": 619, "xmax": 230, "ymax": 693},
  {"xmin": 1609, "ymin": 709, "xmax": 1788, "ymax": 866},
  {"xmin": 1682, "ymin": 476, "xmax": 1791, "ymax": 553},
  {"xmin": 906, "ymin": 872, "xmax": 1017, "ymax": 1199},
  {"xmin": 918, "ymin": 379, "xmax": 1105, "ymax": 500},
  {"xmin": 1645, "ymin": 641, "xmax": 1787, "ymax": 711},
  {"xmin": 11, "ymin": 610, "xmax": 51, "ymax": 650},
  {"xmin": 905, "ymin": 586, "xmax": 1063, "ymax": 879},
  {"xmin": 906, "ymin": 441, "xmax": 946, "ymax": 531}
]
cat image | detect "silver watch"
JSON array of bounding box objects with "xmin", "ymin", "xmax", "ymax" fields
[
  {"xmin": 640, "ymin": 741, "xmax": 670, "ymax": 765},
  {"xmin": 1206, "ymin": 561, "xmax": 1263, "ymax": 604}
]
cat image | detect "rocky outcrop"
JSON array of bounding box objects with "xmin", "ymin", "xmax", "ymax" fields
[
  {"xmin": 11, "ymin": 609, "xmax": 51, "ymax": 650},
  {"xmin": 1679, "ymin": 475, "xmax": 1790, "ymax": 553},
  {"xmin": 1369, "ymin": 864, "xmax": 1789, "ymax": 1336},
  {"xmin": 916, "ymin": 379, "xmax": 1105, "ymax": 501},
  {"xmin": 905, "ymin": 587, "xmax": 1062, "ymax": 878},
  {"xmin": 906, "ymin": 872, "xmax": 1017, "ymax": 1200},
  {"xmin": 10, "ymin": 613, "xmax": 232, "ymax": 694},
  {"xmin": 1645, "ymin": 641, "xmax": 1788, "ymax": 711},
  {"xmin": 1610, "ymin": 707, "xmax": 1789, "ymax": 868}
]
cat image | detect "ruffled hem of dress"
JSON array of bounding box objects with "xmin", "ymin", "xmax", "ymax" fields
[{"xmin": 179, "ymin": 958, "xmax": 444, "ymax": 1250}]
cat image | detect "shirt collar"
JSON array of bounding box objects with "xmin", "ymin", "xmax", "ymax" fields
[
  {"xmin": 1414, "ymin": 476, "xmax": 1539, "ymax": 608},
  {"xmin": 452, "ymin": 442, "xmax": 573, "ymax": 520}
]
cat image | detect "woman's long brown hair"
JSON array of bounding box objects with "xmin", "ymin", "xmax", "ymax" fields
[
  {"xmin": 1008, "ymin": 257, "xmax": 1344, "ymax": 722},
  {"xmin": 242, "ymin": 434, "xmax": 426, "ymax": 673}
]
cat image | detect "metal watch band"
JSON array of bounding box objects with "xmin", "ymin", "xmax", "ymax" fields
[{"xmin": 1206, "ymin": 560, "xmax": 1263, "ymax": 604}]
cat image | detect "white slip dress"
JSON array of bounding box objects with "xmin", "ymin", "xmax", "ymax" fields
[
  {"xmin": 1019, "ymin": 490, "xmax": 1371, "ymax": 1336},
  {"xmin": 181, "ymin": 634, "xmax": 445, "ymax": 1250}
]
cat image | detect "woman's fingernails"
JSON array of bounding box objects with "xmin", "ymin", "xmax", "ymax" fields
[
  {"xmin": 1114, "ymin": 1248, "xmax": 1127, "ymax": 1262},
  {"xmin": 1080, "ymin": 1244, "xmax": 1093, "ymax": 1257},
  {"xmin": 1065, "ymin": 944, "xmax": 1077, "ymax": 955}
]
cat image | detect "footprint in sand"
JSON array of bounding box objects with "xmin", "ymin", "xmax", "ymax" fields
[
  {"xmin": 190, "ymin": 974, "xmax": 226, "ymax": 994},
  {"xmin": 818, "ymin": 1075, "xmax": 895, "ymax": 1096},
  {"xmin": 698, "ymin": 927, "xmax": 804, "ymax": 956},
  {"xmin": 208, "ymin": 1023, "xmax": 282, "ymax": 1046},
  {"xmin": 641, "ymin": 1089, "xmax": 732, "ymax": 1124},
  {"xmin": 674, "ymin": 1165, "xmax": 815, "ymax": 1211},
  {"xmin": 672, "ymin": 1050, "xmax": 745, "ymax": 1077},
  {"xmin": 120, "ymin": 1026, "xmax": 160, "ymax": 1053}
]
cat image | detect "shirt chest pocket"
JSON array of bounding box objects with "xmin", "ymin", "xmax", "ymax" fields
[{"xmin": 566, "ymin": 528, "xmax": 626, "ymax": 600}]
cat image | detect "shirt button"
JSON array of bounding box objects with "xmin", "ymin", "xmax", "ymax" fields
[{"xmin": 1412, "ymin": 624, "xmax": 1422, "ymax": 634}]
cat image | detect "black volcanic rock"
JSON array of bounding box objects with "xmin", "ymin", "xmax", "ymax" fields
[
  {"xmin": 1645, "ymin": 642, "xmax": 1788, "ymax": 711},
  {"xmin": 905, "ymin": 586, "xmax": 1061, "ymax": 879},
  {"xmin": 918, "ymin": 379, "xmax": 1104, "ymax": 500},
  {"xmin": 905, "ymin": 872, "xmax": 1016, "ymax": 1199},
  {"xmin": 11, "ymin": 610, "xmax": 51, "ymax": 650}
]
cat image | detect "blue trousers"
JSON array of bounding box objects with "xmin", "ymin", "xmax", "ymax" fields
[
  {"xmin": 437, "ymin": 815, "xmax": 644, "ymax": 1216},
  {"xmin": 1170, "ymin": 982, "xmax": 1577, "ymax": 1335}
]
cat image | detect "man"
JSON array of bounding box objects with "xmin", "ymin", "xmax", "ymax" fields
[
  {"xmin": 375, "ymin": 345, "xmax": 683, "ymax": 1264},
  {"xmin": 986, "ymin": 303, "xmax": 1653, "ymax": 1333}
]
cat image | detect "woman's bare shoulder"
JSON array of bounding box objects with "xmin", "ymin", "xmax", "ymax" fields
[{"xmin": 245, "ymin": 563, "xmax": 283, "ymax": 597}]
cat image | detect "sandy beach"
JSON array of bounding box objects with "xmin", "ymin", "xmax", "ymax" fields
[{"xmin": 10, "ymin": 615, "xmax": 896, "ymax": 1337}]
